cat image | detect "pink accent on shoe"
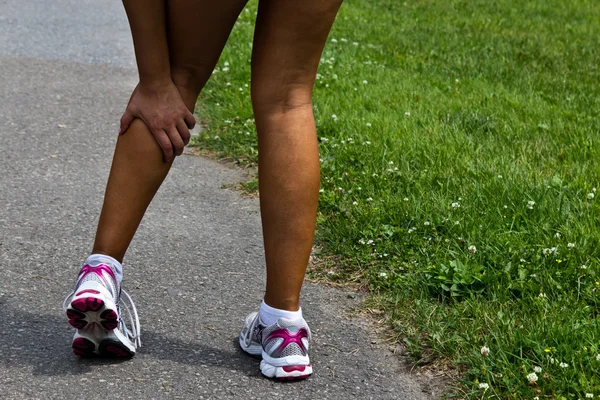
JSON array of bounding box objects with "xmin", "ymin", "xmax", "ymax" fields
[
  {"xmin": 72, "ymin": 337, "xmax": 95, "ymax": 356},
  {"xmin": 100, "ymin": 309, "xmax": 119, "ymax": 330},
  {"xmin": 78, "ymin": 264, "xmax": 116, "ymax": 286},
  {"xmin": 105, "ymin": 345, "xmax": 131, "ymax": 358},
  {"xmin": 72, "ymin": 297, "xmax": 105, "ymax": 312},
  {"xmin": 266, "ymin": 328, "xmax": 309, "ymax": 355},
  {"xmin": 282, "ymin": 365, "xmax": 307, "ymax": 373},
  {"xmin": 76, "ymin": 289, "xmax": 101, "ymax": 296}
]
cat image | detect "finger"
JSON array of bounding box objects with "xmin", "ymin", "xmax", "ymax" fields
[
  {"xmin": 167, "ymin": 126, "xmax": 185, "ymax": 157},
  {"xmin": 119, "ymin": 111, "xmax": 135, "ymax": 135},
  {"xmin": 183, "ymin": 110, "xmax": 196, "ymax": 130},
  {"xmin": 154, "ymin": 129, "xmax": 174, "ymax": 162},
  {"xmin": 177, "ymin": 120, "xmax": 191, "ymax": 146}
]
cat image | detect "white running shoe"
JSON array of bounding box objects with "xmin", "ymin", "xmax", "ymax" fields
[
  {"xmin": 63, "ymin": 259, "xmax": 140, "ymax": 357},
  {"xmin": 239, "ymin": 312, "xmax": 312, "ymax": 380}
]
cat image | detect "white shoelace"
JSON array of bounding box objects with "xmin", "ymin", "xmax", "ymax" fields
[
  {"xmin": 243, "ymin": 313, "xmax": 261, "ymax": 348},
  {"xmin": 120, "ymin": 289, "xmax": 141, "ymax": 347}
]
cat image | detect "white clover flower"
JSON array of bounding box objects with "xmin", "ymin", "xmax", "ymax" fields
[
  {"xmin": 352, "ymin": 41, "xmax": 359, "ymax": 46},
  {"xmin": 363, "ymin": 141, "xmax": 371, "ymax": 145},
  {"xmin": 357, "ymin": 187, "xmax": 362, "ymax": 191},
  {"xmin": 527, "ymin": 372, "xmax": 538, "ymax": 382},
  {"xmin": 224, "ymin": 61, "xmax": 230, "ymax": 67},
  {"xmin": 478, "ymin": 382, "xmax": 489, "ymax": 390},
  {"xmin": 332, "ymin": 114, "xmax": 337, "ymax": 120},
  {"xmin": 454, "ymin": 221, "xmax": 460, "ymax": 225},
  {"xmin": 527, "ymin": 200, "xmax": 535, "ymax": 209},
  {"xmin": 586, "ymin": 394, "xmax": 594, "ymax": 398},
  {"xmin": 347, "ymin": 138, "xmax": 353, "ymax": 143},
  {"xmin": 593, "ymin": 187, "xmax": 597, "ymax": 192},
  {"xmin": 372, "ymin": 173, "xmax": 378, "ymax": 177},
  {"xmin": 213, "ymin": 135, "xmax": 220, "ymax": 140},
  {"xmin": 468, "ymin": 245, "xmax": 477, "ymax": 254},
  {"xmin": 367, "ymin": 239, "xmax": 374, "ymax": 245},
  {"xmin": 319, "ymin": 188, "xmax": 324, "ymax": 193},
  {"xmin": 358, "ymin": 239, "xmax": 366, "ymax": 245},
  {"xmin": 504, "ymin": 205, "xmax": 508, "ymax": 209},
  {"xmin": 388, "ymin": 161, "xmax": 394, "ymax": 165},
  {"xmin": 588, "ymin": 192, "xmax": 595, "ymax": 199},
  {"xmin": 542, "ymin": 247, "xmax": 557, "ymax": 256},
  {"xmin": 480, "ymin": 346, "xmax": 489, "ymax": 356},
  {"xmin": 341, "ymin": 38, "xmax": 347, "ymax": 42},
  {"xmin": 567, "ymin": 242, "xmax": 575, "ymax": 249},
  {"xmin": 534, "ymin": 397, "xmax": 539, "ymax": 400},
  {"xmin": 554, "ymin": 232, "xmax": 561, "ymax": 238},
  {"xmin": 222, "ymin": 67, "xmax": 230, "ymax": 72},
  {"xmin": 362, "ymin": 80, "xmax": 368, "ymax": 85},
  {"xmin": 559, "ymin": 362, "xmax": 568, "ymax": 368},
  {"xmin": 451, "ymin": 202, "xmax": 461, "ymax": 209},
  {"xmin": 539, "ymin": 293, "xmax": 547, "ymax": 298},
  {"xmin": 533, "ymin": 366, "xmax": 542, "ymax": 373},
  {"xmin": 367, "ymin": 197, "xmax": 373, "ymax": 202},
  {"xmin": 366, "ymin": 122, "xmax": 372, "ymax": 127},
  {"xmin": 320, "ymin": 137, "xmax": 329, "ymax": 142},
  {"xmin": 404, "ymin": 111, "xmax": 411, "ymax": 117},
  {"xmin": 424, "ymin": 221, "xmax": 430, "ymax": 226},
  {"xmin": 597, "ymin": 354, "xmax": 600, "ymax": 361},
  {"xmin": 581, "ymin": 265, "xmax": 588, "ymax": 269},
  {"xmin": 352, "ymin": 201, "xmax": 358, "ymax": 206},
  {"xmin": 549, "ymin": 357, "xmax": 556, "ymax": 364},
  {"xmin": 379, "ymin": 272, "xmax": 388, "ymax": 278},
  {"xmin": 330, "ymin": 38, "xmax": 338, "ymax": 43},
  {"xmin": 404, "ymin": 197, "xmax": 409, "ymax": 202},
  {"xmin": 498, "ymin": 174, "xmax": 503, "ymax": 179}
]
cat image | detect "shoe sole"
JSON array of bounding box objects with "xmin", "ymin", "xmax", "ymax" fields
[
  {"xmin": 72, "ymin": 336, "xmax": 134, "ymax": 358},
  {"xmin": 66, "ymin": 291, "xmax": 133, "ymax": 358},
  {"xmin": 240, "ymin": 339, "xmax": 312, "ymax": 381},
  {"xmin": 66, "ymin": 295, "xmax": 119, "ymax": 331},
  {"xmin": 260, "ymin": 361, "xmax": 313, "ymax": 381}
]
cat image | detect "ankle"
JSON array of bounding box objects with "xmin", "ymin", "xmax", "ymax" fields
[{"xmin": 262, "ymin": 294, "xmax": 300, "ymax": 312}]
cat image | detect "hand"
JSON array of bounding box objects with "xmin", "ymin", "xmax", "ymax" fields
[{"xmin": 119, "ymin": 80, "xmax": 196, "ymax": 162}]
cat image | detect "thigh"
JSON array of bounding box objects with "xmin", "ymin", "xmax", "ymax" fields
[
  {"xmin": 251, "ymin": 0, "xmax": 344, "ymax": 108},
  {"xmin": 166, "ymin": 0, "xmax": 249, "ymax": 104}
]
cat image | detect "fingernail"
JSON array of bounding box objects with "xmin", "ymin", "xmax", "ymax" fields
[{"xmin": 118, "ymin": 128, "xmax": 122, "ymax": 134}]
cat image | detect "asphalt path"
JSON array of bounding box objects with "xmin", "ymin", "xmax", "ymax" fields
[{"xmin": 0, "ymin": 1, "xmax": 440, "ymax": 398}]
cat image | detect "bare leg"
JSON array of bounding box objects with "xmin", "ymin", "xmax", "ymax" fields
[
  {"xmin": 93, "ymin": 0, "xmax": 248, "ymax": 262},
  {"xmin": 252, "ymin": 0, "xmax": 343, "ymax": 311}
]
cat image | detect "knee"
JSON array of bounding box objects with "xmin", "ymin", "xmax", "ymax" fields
[
  {"xmin": 170, "ymin": 65, "xmax": 211, "ymax": 106},
  {"xmin": 251, "ymin": 81, "xmax": 313, "ymax": 116}
]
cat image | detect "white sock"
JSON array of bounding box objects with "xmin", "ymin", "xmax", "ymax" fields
[
  {"xmin": 259, "ymin": 300, "xmax": 303, "ymax": 325},
  {"xmin": 85, "ymin": 254, "xmax": 123, "ymax": 284}
]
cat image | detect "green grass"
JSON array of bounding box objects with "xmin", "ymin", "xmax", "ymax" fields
[{"xmin": 192, "ymin": 0, "xmax": 600, "ymax": 397}]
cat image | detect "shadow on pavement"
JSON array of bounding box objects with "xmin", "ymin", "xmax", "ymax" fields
[{"xmin": 0, "ymin": 303, "xmax": 258, "ymax": 378}]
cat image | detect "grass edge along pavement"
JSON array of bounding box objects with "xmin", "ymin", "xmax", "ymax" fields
[{"xmin": 191, "ymin": 0, "xmax": 600, "ymax": 398}]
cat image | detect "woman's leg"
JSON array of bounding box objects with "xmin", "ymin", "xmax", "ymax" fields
[
  {"xmin": 92, "ymin": 0, "xmax": 248, "ymax": 262},
  {"xmin": 251, "ymin": 0, "xmax": 343, "ymax": 311}
]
